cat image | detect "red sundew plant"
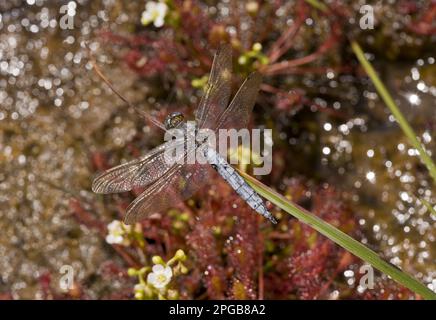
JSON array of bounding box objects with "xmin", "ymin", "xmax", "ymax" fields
[
  {"xmin": 99, "ymin": 0, "xmax": 347, "ymax": 117},
  {"xmin": 66, "ymin": 172, "xmax": 415, "ymax": 300}
]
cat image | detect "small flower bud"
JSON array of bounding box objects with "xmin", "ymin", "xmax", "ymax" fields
[
  {"xmin": 259, "ymin": 55, "xmax": 269, "ymax": 65},
  {"xmin": 252, "ymin": 42, "xmax": 262, "ymax": 52},
  {"xmin": 180, "ymin": 264, "xmax": 188, "ymax": 274},
  {"xmin": 135, "ymin": 291, "xmax": 144, "ymax": 300},
  {"xmin": 212, "ymin": 226, "xmax": 221, "ymax": 235},
  {"xmin": 127, "ymin": 268, "xmax": 138, "ymax": 276},
  {"xmin": 238, "ymin": 55, "xmax": 248, "ymax": 65},
  {"xmin": 172, "ymin": 220, "xmax": 184, "ymax": 230},
  {"xmin": 174, "ymin": 249, "xmax": 186, "ymax": 261},
  {"xmin": 180, "ymin": 212, "xmax": 190, "ymax": 221},
  {"xmin": 152, "ymin": 255, "xmax": 165, "ymax": 265}
]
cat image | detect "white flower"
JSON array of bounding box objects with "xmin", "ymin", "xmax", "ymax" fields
[
  {"xmin": 147, "ymin": 264, "xmax": 172, "ymax": 289},
  {"xmin": 105, "ymin": 220, "xmax": 132, "ymax": 246},
  {"xmin": 141, "ymin": 1, "xmax": 168, "ymax": 28}
]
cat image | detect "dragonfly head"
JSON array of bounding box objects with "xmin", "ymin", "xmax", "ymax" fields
[{"xmin": 164, "ymin": 112, "xmax": 185, "ymax": 129}]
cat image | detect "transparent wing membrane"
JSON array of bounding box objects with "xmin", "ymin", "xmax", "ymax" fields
[
  {"xmin": 195, "ymin": 44, "xmax": 232, "ymax": 130},
  {"xmin": 92, "ymin": 140, "xmax": 184, "ymax": 194},
  {"xmin": 124, "ymin": 160, "xmax": 211, "ymax": 224},
  {"xmin": 213, "ymin": 72, "xmax": 262, "ymax": 132},
  {"xmin": 92, "ymin": 45, "xmax": 269, "ymax": 224}
]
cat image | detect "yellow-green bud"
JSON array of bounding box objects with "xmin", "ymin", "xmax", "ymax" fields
[
  {"xmin": 252, "ymin": 42, "xmax": 262, "ymax": 52},
  {"xmin": 180, "ymin": 212, "xmax": 189, "ymax": 221},
  {"xmin": 152, "ymin": 256, "xmax": 165, "ymax": 265},
  {"xmin": 135, "ymin": 291, "xmax": 144, "ymax": 300},
  {"xmin": 238, "ymin": 55, "xmax": 248, "ymax": 65},
  {"xmin": 259, "ymin": 55, "xmax": 269, "ymax": 65},
  {"xmin": 212, "ymin": 225, "xmax": 221, "ymax": 235},
  {"xmin": 174, "ymin": 249, "xmax": 186, "ymax": 261},
  {"xmin": 173, "ymin": 220, "xmax": 183, "ymax": 230},
  {"xmin": 180, "ymin": 264, "xmax": 188, "ymax": 274},
  {"xmin": 127, "ymin": 268, "xmax": 138, "ymax": 276}
]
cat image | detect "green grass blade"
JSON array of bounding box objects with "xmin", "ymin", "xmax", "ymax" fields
[
  {"xmin": 237, "ymin": 170, "xmax": 436, "ymax": 300},
  {"xmin": 351, "ymin": 41, "xmax": 436, "ymax": 183}
]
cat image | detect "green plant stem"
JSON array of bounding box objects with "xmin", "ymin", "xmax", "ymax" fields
[
  {"xmin": 304, "ymin": 0, "xmax": 329, "ymax": 12},
  {"xmin": 237, "ymin": 170, "xmax": 436, "ymax": 300},
  {"xmin": 351, "ymin": 41, "xmax": 436, "ymax": 183}
]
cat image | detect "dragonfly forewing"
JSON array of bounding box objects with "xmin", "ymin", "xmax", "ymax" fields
[
  {"xmin": 195, "ymin": 44, "xmax": 232, "ymax": 130},
  {"xmin": 92, "ymin": 139, "xmax": 184, "ymax": 194},
  {"xmin": 213, "ymin": 72, "xmax": 262, "ymax": 132}
]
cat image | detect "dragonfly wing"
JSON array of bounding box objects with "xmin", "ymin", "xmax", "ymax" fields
[
  {"xmin": 195, "ymin": 44, "xmax": 232, "ymax": 130},
  {"xmin": 92, "ymin": 140, "xmax": 182, "ymax": 194},
  {"xmin": 123, "ymin": 161, "xmax": 211, "ymax": 224},
  {"xmin": 130, "ymin": 137, "xmax": 185, "ymax": 189},
  {"xmin": 213, "ymin": 72, "xmax": 262, "ymax": 132}
]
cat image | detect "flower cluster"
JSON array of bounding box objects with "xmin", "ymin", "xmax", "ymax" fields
[
  {"xmin": 237, "ymin": 43, "xmax": 269, "ymax": 71},
  {"xmin": 105, "ymin": 220, "xmax": 145, "ymax": 248},
  {"xmin": 128, "ymin": 249, "xmax": 188, "ymax": 300},
  {"xmin": 141, "ymin": 1, "xmax": 168, "ymax": 28},
  {"xmin": 147, "ymin": 264, "xmax": 173, "ymax": 289},
  {"xmin": 105, "ymin": 220, "xmax": 132, "ymax": 246}
]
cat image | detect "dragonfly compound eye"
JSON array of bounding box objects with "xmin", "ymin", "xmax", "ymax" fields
[{"xmin": 164, "ymin": 112, "xmax": 185, "ymax": 129}]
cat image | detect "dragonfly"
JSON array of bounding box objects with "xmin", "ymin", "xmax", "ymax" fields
[{"xmin": 91, "ymin": 44, "xmax": 277, "ymax": 224}]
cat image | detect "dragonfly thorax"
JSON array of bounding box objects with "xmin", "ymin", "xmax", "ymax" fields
[{"xmin": 164, "ymin": 112, "xmax": 185, "ymax": 129}]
